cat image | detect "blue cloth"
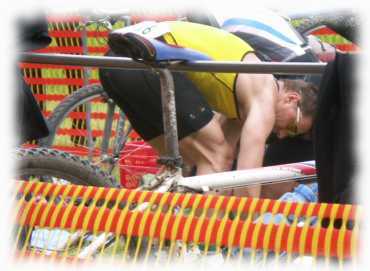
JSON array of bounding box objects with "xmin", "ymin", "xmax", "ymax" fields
[
  {"xmin": 259, "ymin": 183, "xmax": 318, "ymax": 225},
  {"xmin": 150, "ymin": 37, "xmax": 213, "ymax": 61},
  {"xmin": 280, "ymin": 183, "xmax": 318, "ymax": 202}
]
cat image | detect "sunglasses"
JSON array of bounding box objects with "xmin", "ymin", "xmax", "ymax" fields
[{"xmin": 287, "ymin": 105, "xmax": 301, "ymax": 137}]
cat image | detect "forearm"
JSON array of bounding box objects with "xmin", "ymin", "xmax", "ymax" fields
[
  {"xmin": 234, "ymin": 132, "xmax": 269, "ymax": 198},
  {"xmin": 234, "ymin": 100, "xmax": 274, "ymax": 197},
  {"xmin": 237, "ymin": 137, "xmax": 266, "ymax": 170},
  {"xmin": 237, "ymin": 106, "xmax": 271, "ymax": 170}
]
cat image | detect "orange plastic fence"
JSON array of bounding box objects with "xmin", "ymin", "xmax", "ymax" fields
[{"xmin": 14, "ymin": 181, "xmax": 360, "ymax": 265}]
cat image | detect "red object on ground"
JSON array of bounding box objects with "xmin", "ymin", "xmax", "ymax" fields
[{"xmin": 119, "ymin": 141, "xmax": 160, "ymax": 188}]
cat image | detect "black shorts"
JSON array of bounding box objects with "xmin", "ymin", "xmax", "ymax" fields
[{"xmin": 99, "ymin": 52, "xmax": 214, "ymax": 141}]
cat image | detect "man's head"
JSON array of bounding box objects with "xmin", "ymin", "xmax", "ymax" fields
[{"xmin": 274, "ymin": 79, "xmax": 318, "ymax": 139}]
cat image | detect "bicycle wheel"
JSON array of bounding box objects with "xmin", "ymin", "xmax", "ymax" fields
[
  {"xmin": 13, "ymin": 147, "xmax": 119, "ymax": 255},
  {"xmin": 39, "ymin": 84, "xmax": 132, "ymax": 178},
  {"xmin": 14, "ymin": 147, "xmax": 118, "ymax": 187}
]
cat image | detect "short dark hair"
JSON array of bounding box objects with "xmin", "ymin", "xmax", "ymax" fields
[{"xmin": 281, "ymin": 79, "xmax": 319, "ymax": 117}]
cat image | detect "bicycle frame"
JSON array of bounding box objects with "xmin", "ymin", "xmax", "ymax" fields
[{"xmin": 179, "ymin": 160, "xmax": 316, "ymax": 190}]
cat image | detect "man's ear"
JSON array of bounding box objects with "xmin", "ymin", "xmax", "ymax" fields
[{"xmin": 285, "ymin": 92, "xmax": 300, "ymax": 104}]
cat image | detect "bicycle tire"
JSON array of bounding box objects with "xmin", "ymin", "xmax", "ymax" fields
[
  {"xmin": 14, "ymin": 147, "xmax": 118, "ymax": 187},
  {"xmin": 39, "ymin": 84, "xmax": 132, "ymax": 176},
  {"xmin": 40, "ymin": 84, "xmax": 123, "ymax": 145}
]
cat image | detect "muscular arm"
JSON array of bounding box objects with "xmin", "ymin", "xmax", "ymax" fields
[
  {"xmin": 238, "ymin": 95, "xmax": 275, "ymax": 168},
  {"xmin": 234, "ymin": 54, "xmax": 277, "ymax": 197}
]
